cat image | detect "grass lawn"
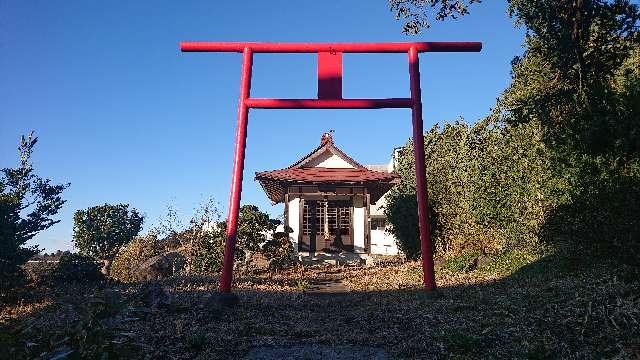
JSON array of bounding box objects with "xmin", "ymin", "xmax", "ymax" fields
[{"xmin": 1, "ymin": 249, "xmax": 639, "ymax": 359}]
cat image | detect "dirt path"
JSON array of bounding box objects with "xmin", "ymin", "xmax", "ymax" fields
[{"xmin": 305, "ymin": 273, "xmax": 349, "ymax": 294}]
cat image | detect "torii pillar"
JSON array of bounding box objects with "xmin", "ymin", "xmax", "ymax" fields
[{"xmin": 180, "ymin": 41, "xmax": 482, "ymax": 298}]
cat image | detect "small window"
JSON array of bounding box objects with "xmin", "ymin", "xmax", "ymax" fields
[{"xmin": 371, "ymin": 218, "xmax": 386, "ymax": 230}]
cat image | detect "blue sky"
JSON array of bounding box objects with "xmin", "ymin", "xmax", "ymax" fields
[{"xmin": 1, "ymin": 1, "xmax": 524, "ymax": 252}]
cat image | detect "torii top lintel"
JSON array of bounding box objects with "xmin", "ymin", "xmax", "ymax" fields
[
  {"xmin": 180, "ymin": 41, "xmax": 482, "ymax": 53},
  {"xmin": 180, "ymin": 41, "xmax": 481, "ymax": 102}
]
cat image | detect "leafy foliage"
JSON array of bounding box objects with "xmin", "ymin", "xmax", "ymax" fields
[
  {"xmin": 110, "ymin": 234, "xmax": 162, "ymax": 282},
  {"xmin": 386, "ymin": 119, "xmax": 552, "ymax": 258},
  {"xmin": 262, "ymin": 224, "xmax": 298, "ymax": 271},
  {"xmin": 236, "ymin": 205, "xmax": 276, "ymax": 253},
  {"xmin": 184, "ymin": 223, "xmax": 226, "ymax": 275},
  {"xmin": 500, "ymin": 0, "xmax": 640, "ymax": 261},
  {"xmin": 178, "ymin": 199, "xmax": 225, "ymax": 275},
  {"xmin": 0, "ymin": 132, "xmax": 68, "ymax": 291},
  {"xmin": 541, "ymin": 171, "xmax": 640, "ymax": 265},
  {"xmin": 50, "ymin": 252, "xmax": 104, "ymax": 284},
  {"xmin": 387, "ymin": 0, "xmax": 640, "ymax": 265},
  {"xmin": 502, "ymin": 0, "xmax": 640, "ymax": 157},
  {"xmin": 186, "ymin": 204, "xmax": 277, "ymax": 274},
  {"xmin": 73, "ymin": 203, "xmax": 143, "ymax": 275},
  {"xmin": 389, "ymin": 0, "xmax": 481, "ymax": 34}
]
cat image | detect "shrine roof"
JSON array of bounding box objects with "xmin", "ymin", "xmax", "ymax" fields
[{"xmin": 255, "ymin": 133, "xmax": 399, "ymax": 204}]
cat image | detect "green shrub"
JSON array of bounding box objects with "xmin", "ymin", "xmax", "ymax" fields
[
  {"xmin": 110, "ymin": 234, "xmax": 161, "ymax": 282},
  {"xmin": 181, "ymin": 203, "xmax": 281, "ymax": 275},
  {"xmin": 482, "ymin": 248, "xmax": 544, "ymax": 277},
  {"xmin": 541, "ymin": 172, "xmax": 640, "ymax": 266},
  {"xmin": 50, "ymin": 253, "xmax": 104, "ymax": 284},
  {"xmin": 148, "ymin": 201, "xmax": 285, "ymax": 276},
  {"xmin": 236, "ymin": 205, "xmax": 275, "ymax": 253},
  {"xmin": 262, "ymin": 225, "xmax": 298, "ymax": 271},
  {"xmin": 441, "ymin": 251, "xmax": 481, "ymax": 273},
  {"xmin": 386, "ymin": 119, "xmax": 552, "ymax": 259},
  {"xmin": 73, "ymin": 203, "xmax": 144, "ymax": 276},
  {"xmin": 184, "ymin": 224, "xmax": 225, "ymax": 275},
  {"xmin": 23, "ymin": 261, "xmax": 57, "ymax": 285}
]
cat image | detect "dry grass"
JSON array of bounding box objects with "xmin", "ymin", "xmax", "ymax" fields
[{"xmin": 1, "ymin": 251, "xmax": 639, "ymax": 359}]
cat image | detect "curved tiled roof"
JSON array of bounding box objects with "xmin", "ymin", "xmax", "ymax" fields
[
  {"xmin": 255, "ymin": 167, "xmax": 399, "ymax": 204},
  {"xmin": 255, "ymin": 167, "xmax": 397, "ymax": 183},
  {"xmin": 254, "ymin": 133, "xmax": 399, "ymax": 204}
]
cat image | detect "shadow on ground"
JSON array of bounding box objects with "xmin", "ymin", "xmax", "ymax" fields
[{"xmin": 1, "ymin": 252, "xmax": 638, "ymax": 360}]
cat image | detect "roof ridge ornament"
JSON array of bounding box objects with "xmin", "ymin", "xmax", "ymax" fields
[{"xmin": 320, "ymin": 130, "xmax": 334, "ymax": 145}]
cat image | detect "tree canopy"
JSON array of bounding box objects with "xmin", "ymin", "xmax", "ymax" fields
[
  {"xmin": 502, "ymin": 0, "xmax": 640, "ymax": 157},
  {"xmin": 73, "ymin": 203, "xmax": 143, "ymax": 274},
  {"xmin": 1, "ymin": 132, "xmax": 69, "ymax": 290},
  {"xmin": 390, "ymin": 0, "xmax": 481, "ymax": 34}
]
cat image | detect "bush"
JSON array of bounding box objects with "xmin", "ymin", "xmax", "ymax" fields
[
  {"xmin": 50, "ymin": 253, "xmax": 104, "ymax": 284},
  {"xmin": 23, "ymin": 261, "xmax": 57, "ymax": 285},
  {"xmin": 541, "ymin": 172, "xmax": 640, "ymax": 266},
  {"xmin": 262, "ymin": 226, "xmax": 297, "ymax": 271},
  {"xmin": 236, "ymin": 205, "xmax": 275, "ymax": 253},
  {"xmin": 386, "ymin": 119, "xmax": 552, "ymax": 258},
  {"xmin": 73, "ymin": 203, "xmax": 144, "ymax": 276},
  {"xmin": 110, "ymin": 234, "xmax": 162, "ymax": 282},
  {"xmin": 179, "ymin": 202, "xmax": 279, "ymax": 275},
  {"xmin": 386, "ymin": 117, "xmax": 640, "ymax": 268},
  {"xmin": 144, "ymin": 200, "xmax": 281, "ymax": 276},
  {"xmin": 184, "ymin": 225, "xmax": 225, "ymax": 275}
]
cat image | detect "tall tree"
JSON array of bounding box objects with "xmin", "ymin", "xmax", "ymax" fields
[
  {"xmin": 1, "ymin": 132, "xmax": 69, "ymax": 290},
  {"xmin": 501, "ymin": 0, "xmax": 640, "ymax": 157}
]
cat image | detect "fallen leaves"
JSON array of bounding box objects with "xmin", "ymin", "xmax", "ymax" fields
[{"xmin": 0, "ymin": 259, "xmax": 638, "ymax": 359}]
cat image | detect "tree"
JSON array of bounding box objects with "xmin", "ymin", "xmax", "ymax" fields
[
  {"xmin": 1, "ymin": 132, "xmax": 69, "ymax": 291},
  {"xmin": 73, "ymin": 204, "xmax": 143, "ymax": 275},
  {"xmin": 501, "ymin": 0, "xmax": 639, "ymax": 157},
  {"xmin": 389, "ymin": 0, "xmax": 481, "ymax": 34}
]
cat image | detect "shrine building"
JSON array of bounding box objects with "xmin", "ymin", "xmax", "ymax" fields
[{"xmin": 255, "ymin": 133, "xmax": 401, "ymax": 256}]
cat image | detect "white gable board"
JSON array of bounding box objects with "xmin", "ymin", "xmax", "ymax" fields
[{"xmin": 303, "ymin": 150, "xmax": 356, "ymax": 169}]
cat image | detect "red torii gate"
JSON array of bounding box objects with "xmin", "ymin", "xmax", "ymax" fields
[{"xmin": 180, "ymin": 41, "xmax": 482, "ymax": 295}]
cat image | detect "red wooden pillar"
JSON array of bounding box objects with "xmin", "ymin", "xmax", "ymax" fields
[
  {"xmin": 408, "ymin": 46, "xmax": 436, "ymax": 291},
  {"xmin": 220, "ymin": 47, "xmax": 253, "ymax": 293}
]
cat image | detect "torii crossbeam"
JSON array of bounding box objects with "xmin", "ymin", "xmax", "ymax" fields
[{"xmin": 180, "ymin": 41, "xmax": 482, "ymax": 295}]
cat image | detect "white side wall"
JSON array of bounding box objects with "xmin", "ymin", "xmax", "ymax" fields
[
  {"xmin": 369, "ymin": 191, "xmax": 400, "ymax": 255},
  {"xmin": 353, "ymin": 196, "xmax": 365, "ymax": 253},
  {"xmin": 287, "ymin": 197, "xmax": 300, "ymax": 254},
  {"xmin": 370, "ymin": 226, "xmax": 399, "ymax": 255}
]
